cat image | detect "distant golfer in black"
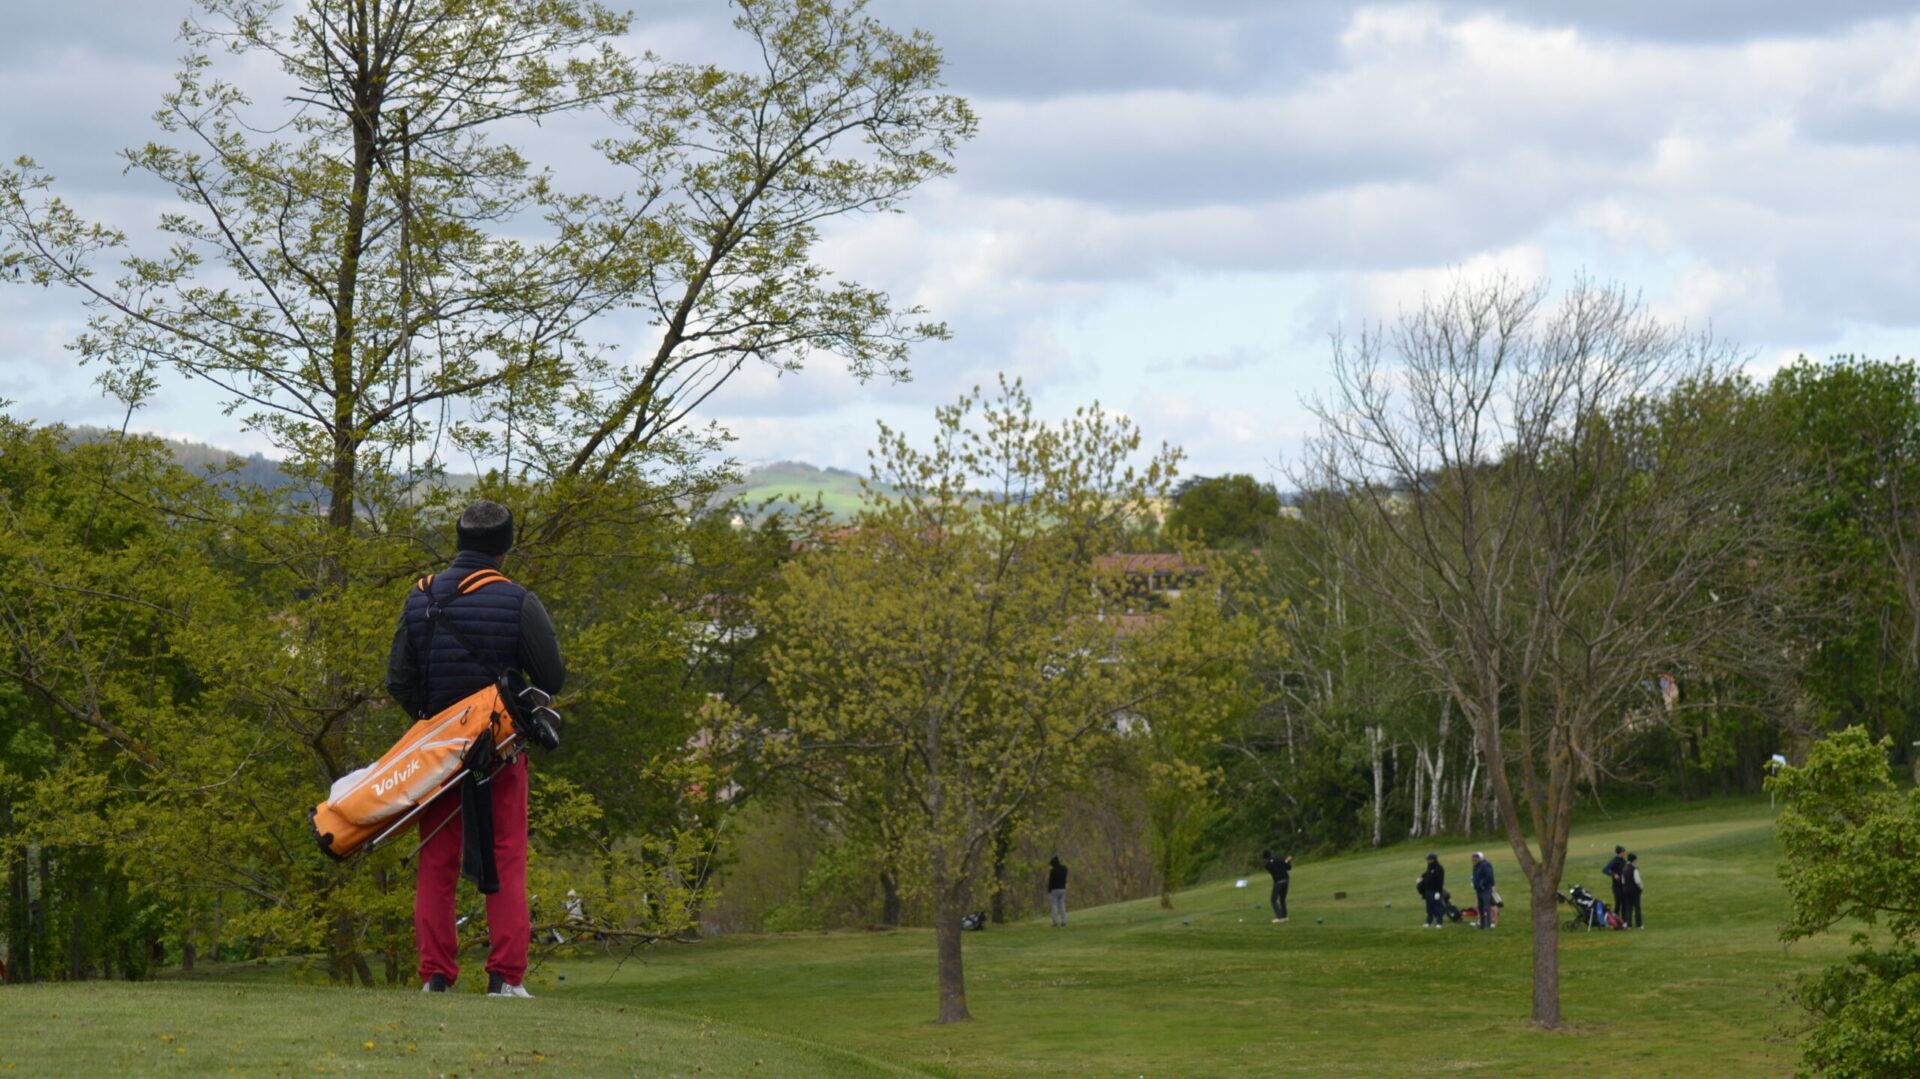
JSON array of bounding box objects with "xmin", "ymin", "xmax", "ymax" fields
[
  {"xmin": 1047, "ymin": 856, "xmax": 1069, "ymax": 927},
  {"xmin": 1417, "ymin": 853, "xmax": 1447, "ymax": 928},
  {"xmin": 1263, "ymin": 850, "xmax": 1293, "ymax": 923},
  {"xmin": 1602, "ymin": 845, "xmax": 1627, "ymax": 922}
]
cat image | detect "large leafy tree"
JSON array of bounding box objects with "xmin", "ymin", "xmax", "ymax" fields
[
  {"xmin": 0, "ymin": 0, "xmax": 971, "ymax": 982},
  {"xmin": 1768, "ymin": 358, "xmax": 1920, "ymax": 751},
  {"xmin": 0, "ymin": 423, "xmax": 217, "ymax": 982}
]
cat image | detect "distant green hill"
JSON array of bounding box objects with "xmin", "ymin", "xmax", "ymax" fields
[
  {"xmin": 69, "ymin": 425, "xmax": 296, "ymax": 490},
  {"xmin": 61, "ymin": 426, "xmax": 874, "ymax": 519},
  {"xmin": 725, "ymin": 461, "xmax": 880, "ymax": 519},
  {"xmin": 67, "ymin": 426, "xmax": 479, "ymax": 496}
]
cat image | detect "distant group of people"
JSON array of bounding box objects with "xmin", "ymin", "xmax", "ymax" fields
[
  {"xmin": 1038, "ymin": 841, "xmax": 1647, "ymax": 932},
  {"xmin": 1411, "ymin": 850, "xmax": 1501, "ymax": 929},
  {"xmin": 1413, "ymin": 845, "xmax": 1646, "ymax": 930}
]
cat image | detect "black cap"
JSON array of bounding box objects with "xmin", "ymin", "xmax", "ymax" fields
[
  {"xmin": 1627, "ymin": 853, "xmax": 1637, "ymax": 861},
  {"xmin": 457, "ymin": 501, "xmax": 514, "ymax": 556},
  {"xmin": 1425, "ymin": 853, "xmax": 1437, "ymax": 861},
  {"xmin": 1615, "ymin": 845, "xmax": 1625, "ymax": 853}
]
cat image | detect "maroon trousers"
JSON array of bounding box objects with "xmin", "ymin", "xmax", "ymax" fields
[{"xmin": 414, "ymin": 755, "xmax": 529, "ymax": 987}]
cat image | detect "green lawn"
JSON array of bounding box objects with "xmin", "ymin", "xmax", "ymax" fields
[{"xmin": 0, "ymin": 798, "xmax": 1839, "ymax": 1077}]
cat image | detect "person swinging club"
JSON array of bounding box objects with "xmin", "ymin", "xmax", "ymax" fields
[{"xmin": 387, "ymin": 501, "xmax": 566, "ymax": 996}]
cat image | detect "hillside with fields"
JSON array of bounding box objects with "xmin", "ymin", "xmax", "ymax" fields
[{"xmin": 723, "ymin": 460, "xmax": 881, "ymax": 519}]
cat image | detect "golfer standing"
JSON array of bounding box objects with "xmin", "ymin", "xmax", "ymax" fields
[
  {"xmin": 1602, "ymin": 845, "xmax": 1627, "ymax": 922},
  {"xmin": 1047, "ymin": 856, "xmax": 1069, "ymax": 927},
  {"xmin": 1618, "ymin": 853, "xmax": 1644, "ymax": 928},
  {"xmin": 1263, "ymin": 850, "xmax": 1293, "ymax": 923},
  {"xmin": 1417, "ymin": 853, "xmax": 1447, "ymax": 928},
  {"xmin": 388, "ymin": 501, "xmax": 566, "ymax": 997},
  {"xmin": 1470, "ymin": 852, "xmax": 1495, "ymax": 929}
]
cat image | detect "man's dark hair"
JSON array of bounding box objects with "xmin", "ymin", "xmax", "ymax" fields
[{"xmin": 457, "ymin": 501, "xmax": 515, "ymax": 556}]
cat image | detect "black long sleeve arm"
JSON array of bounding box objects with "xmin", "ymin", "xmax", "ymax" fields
[
  {"xmin": 387, "ymin": 619, "xmax": 420, "ymax": 718},
  {"xmin": 517, "ymin": 592, "xmax": 566, "ymax": 696}
]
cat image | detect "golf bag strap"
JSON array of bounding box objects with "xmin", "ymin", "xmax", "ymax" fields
[{"xmin": 415, "ymin": 571, "xmax": 519, "ymax": 719}]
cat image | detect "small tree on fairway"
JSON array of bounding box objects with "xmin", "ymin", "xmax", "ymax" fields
[
  {"xmin": 761, "ymin": 379, "xmax": 1229, "ymax": 1023},
  {"xmin": 1298, "ymin": 275, "xmax": 1787, "ymax": 1027}
]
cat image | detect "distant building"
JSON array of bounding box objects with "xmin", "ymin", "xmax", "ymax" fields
[{"xmin": 1093, "ymin": 552, "xmax": 1213, "ymax": 611}]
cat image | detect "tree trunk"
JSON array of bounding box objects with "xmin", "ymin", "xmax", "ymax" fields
[
  {"xmin": 67, "ymin": 867, "xmax": 91, "ymax": 981},
  {"xmin": 1369, "ymin": 725, "xmax": 1386, "ymax": 848},
  {"xmin": 34, "ymin": 847, "xmax": 51, "ymax": 980},
  {"xmin": 5, "ymin": 845, "xmax": 29, "ymax": 983},
  {"xmin": 1427, "ymin": 748, "xmax": 1445, "ymax": 838},
  {"xmin": 378, "ymin": 867, "xmax": 401, "ymax": 985},
  {"xmin": 989, "ymin": 821, "xmax": 1012, "ymax": 925},
  {"xmin": 1460, "ymin": 754, "xmax": 1480, "ymax": 836},
  {"xmin": 326, "ymin": 909, "xmax": 374, "ymax": 987},
  {"xmin": 879, "ymin": 869, "xmax": 902, "ymax": 927},
  {"xmin": 1528, "ymin": 874, "xmax": 1562, "ymax": 1028},
  {"xmin": 1408, "ymin": 761, "xmax": 1425, "ymax": 839},
  {"xmin": 933, "ymin": 904, "xmax": 970, "ymax": 1023}
]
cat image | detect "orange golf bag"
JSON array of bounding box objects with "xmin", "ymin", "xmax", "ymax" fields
[
  {"xmin": 309, "ymin": 569, "xmax": 560, "ymax": 862},
  {"xmin": 309, "ymin": 683, "xmax": 528, "ymax": 861}
]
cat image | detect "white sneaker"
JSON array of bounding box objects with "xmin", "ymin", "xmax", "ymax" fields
[{"xmin": 488, "ymin": 982, "xmax": 534, "ymax": 998}]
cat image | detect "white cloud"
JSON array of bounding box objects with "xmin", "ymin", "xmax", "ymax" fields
[{"xmin": 10, "ymin": 0, "xmax": 1920, "ymax": 477}]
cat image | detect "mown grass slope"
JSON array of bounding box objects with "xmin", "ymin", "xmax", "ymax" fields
[
  {"xmin": 575, "ymin": 797, "xmax": 1829, "ymax": 1077},
  {"xmin": 0, "ymin": 798, "xmax": 1835, "ymax": 1077}
]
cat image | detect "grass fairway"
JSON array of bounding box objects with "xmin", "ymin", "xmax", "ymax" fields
[
  {"xmin": 0, "ymin": 798, "xmax": 1838, "ymax": 1077},
  {"xmin": 0, "ymin": 979, "xmax": 927, "ymax": 1078}
]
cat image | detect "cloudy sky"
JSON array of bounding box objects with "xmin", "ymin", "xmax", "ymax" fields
[{"xmin": 5, "ymin": 0, "xmax": 1919, "ymax": 482}]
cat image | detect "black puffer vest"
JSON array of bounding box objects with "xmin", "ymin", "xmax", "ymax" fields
[{"xmin": 401, "ymin": 551, "xmax": 527, "ymax": 718}]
